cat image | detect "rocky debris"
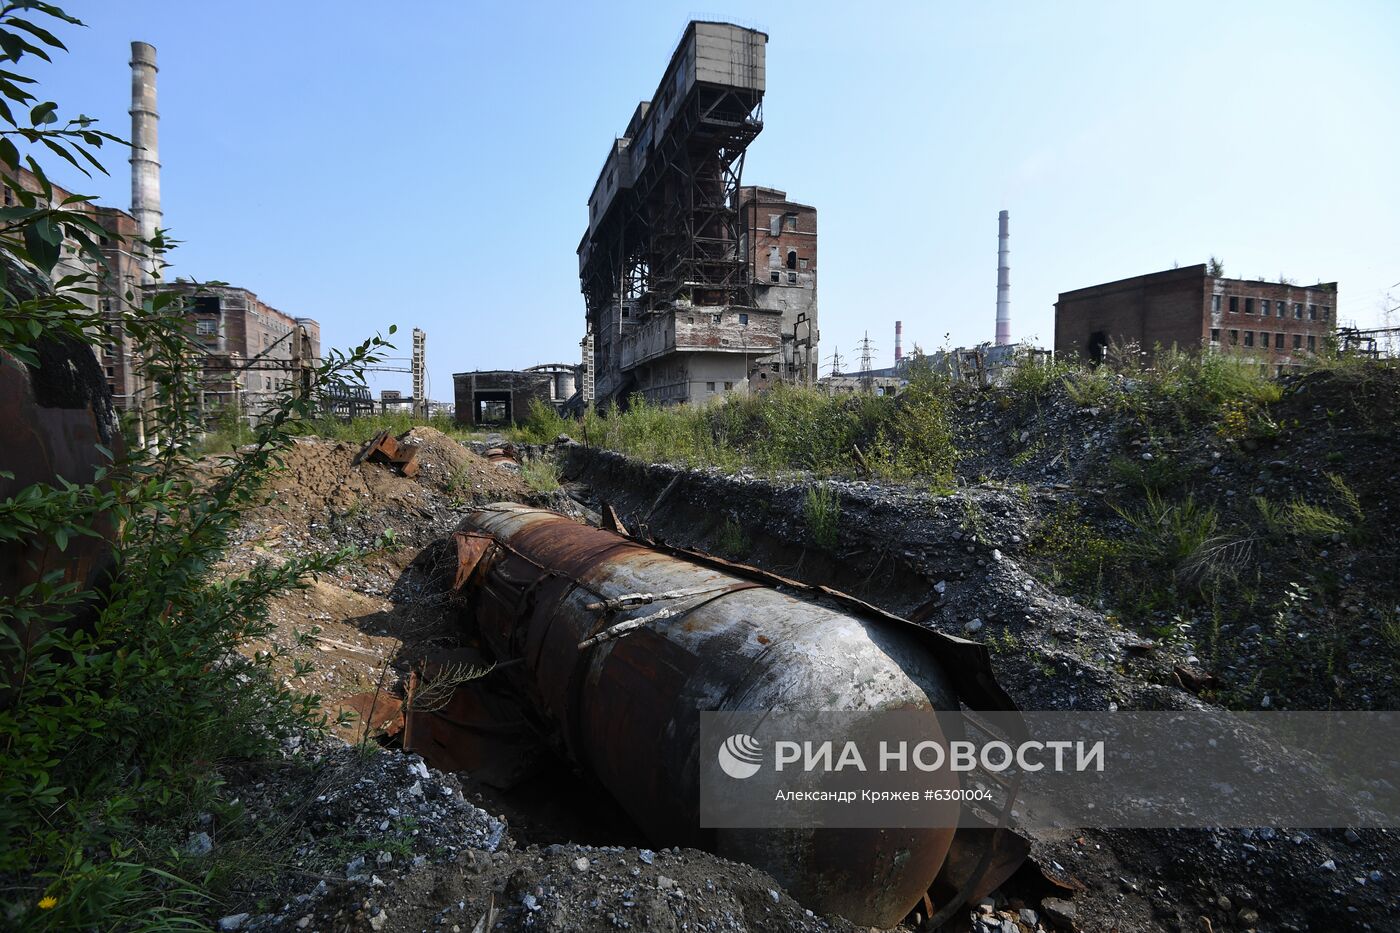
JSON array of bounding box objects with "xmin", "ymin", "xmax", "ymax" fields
[{"xmin": 207, "ymin": 738, "xmax": 853, "ymax": 933}]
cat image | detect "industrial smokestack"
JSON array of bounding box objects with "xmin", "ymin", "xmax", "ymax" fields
[
  {"xmin": 895, "ymin": 320, "xmax": 903, "ymax": 363},
  {"xmin": 995, "ymin": 210, "xmax": 1010, "ymax": 346},
  {"xmin": 129, "ymin": 41, "xmax": 161, "ymax": 283}
]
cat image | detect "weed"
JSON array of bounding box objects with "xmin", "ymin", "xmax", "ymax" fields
[
  {"xmin": 511, "ymin": 399, "xmax": 574, "ymax": 445},
  {"xmin": 803, "ymin": 483, "xmax": 841, "ymax": 550},
  {"xmin": 714, "ymin": 516, "xmax": 750, "ymax": 558},
  {"xmin": 520, "ymin": 458, "xmax": 562, "ymax": 494}
]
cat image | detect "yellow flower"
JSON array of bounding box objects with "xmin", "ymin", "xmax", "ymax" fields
[{"xmin": 38, "ymin": 896, "xmax": 57, "ymax": 910}]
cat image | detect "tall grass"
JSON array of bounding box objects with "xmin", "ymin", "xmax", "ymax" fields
[{"xmin": 577, "ymin": 380, "xmax": 959, "ymax": 487}]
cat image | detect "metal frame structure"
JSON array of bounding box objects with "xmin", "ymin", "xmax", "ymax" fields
[{"xmin": 579, "ymin": 23, "xmax": 768, "ymax": 404}]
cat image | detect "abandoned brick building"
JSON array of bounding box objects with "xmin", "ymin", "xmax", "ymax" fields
[
  {"xmin": 452, "ymin": 370, "xmax": 554, "ymax": 426},
  {"xmin": 741, "ymin": 185, "xmax": 818, "ymax": 383},
  {"xmin": 153, "ymin": 281, "xmax": 322, "ymax": 415},
  {"xmin": 1055, "ymin": 263, "xmax": 1338, "ymax": 372},
  {"xmin": 577, "ymin": 22, "xmax": 820, "ymax": 406}
]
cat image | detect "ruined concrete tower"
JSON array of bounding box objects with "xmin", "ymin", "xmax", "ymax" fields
[
  {"xmin": 995, "ymin": 210, "xmax": 1011, "ymax": 346},
  {"xmin": 129, "ymin": 41, "xmax": 161, "ymax": 283}
]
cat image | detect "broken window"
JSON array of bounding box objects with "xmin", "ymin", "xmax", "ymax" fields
[
  {"xmin": 1276, "ymin": 300, "xmax": 1286, "ymax": 318},
  {"xmin": 1260, "ymin": 332, "xmax": 1269, "ymax": 348},
  {"xmin": 706, "ymin": 381, "xmax": 715, "ymax": 391},
  {"xmin": 787, "ymin": 272, "xmax": 797, "ymax": 284},
  {"xmin": 739, "ymin": 313, "xmax": 749, "ymax": 325},
  {"xmin": 1245, "ymin": 298, "xmax": 1255, "ymax": 314},
  {"xmin": 1308, "ymin": 303, "xmax": 1317, "ymax": 320},
  {"xmin": 1321, "ymin": 305, "xmax": 1331, "ymax": 320},
  {"xmin": 1212, "ymin": 294, "xmax": 1222, "ymax": 313},
  {"xmin": 786, "ymin": 250, "xmax": 797, "ymax": 270},
  {"xmin": 785, "ymin": 213, "xmax": 798, "ymax": 231},
  {"xmin": 1307, "ymin": 334, "xmax": 1316, "ymax": 351},
  {"xmin": 800, "ymin": 259, "xmax": 809, "ymax": 271},
  {"xmin": 1276, "ymin": 332, "xmax": 1284, "ymax": 347},
  {"xmin": 1229, "ymin": 296, "xmax": 1239, "ymax": 313},
  {"xmin": 724, "ymin": 381, "xmax": 734, "ymax": 390},
  {"xmin": 1293, "ymin": 302, "xmax": 1303, "ymax": 319},
  {"xmin": 1244, "ymin": 331, "xmax": 1254, "ymax": 347},
  {"xmin": 1229, "ymin": 329, "xmax": 1239, "ymax": 345},
  {"xmin": 712, "ymin": 313, "xmax": 722, "ymax": 324},
  {"xmin": 769, "ymin": 245, "xmax": 780, "ymax": 268},
  {"xmin": 1293, "ymin": 333, "xmax": 1302, "ymax": 349},
  {"xmin": 769, "ymin": 215, "xmax": 780, "ymax": 236},
  {"xmin": 195, "ymin": 320, "xmax": 216, "ymax": 335},
  {"xmin": 1210, "ymin": 328, "xmax": 1221, "ymax": 343},
  {"xmin": 770, "ymin": 271, "xmax": 780, "ymax": 283}
]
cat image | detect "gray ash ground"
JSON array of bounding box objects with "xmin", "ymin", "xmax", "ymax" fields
[{"xmin": 206, "ymin": 740, "xmax": 853, "ymax": 933}]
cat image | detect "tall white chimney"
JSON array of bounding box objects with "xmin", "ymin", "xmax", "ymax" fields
[
  {"xmin": 895, "ymin": 320, "xmax": 903, "ymax": 363},
  {"xmin": 995, "ymin": 210, "xmax": 1011, "ymax": 346},
  {"xmin": 129, "ymin": 41, "xmax": 161, "ymax": 283}
]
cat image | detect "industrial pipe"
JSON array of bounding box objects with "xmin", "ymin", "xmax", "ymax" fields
[{"xmin": 452, "ymin": 503, "xmax": 1014, "ymax": 927}]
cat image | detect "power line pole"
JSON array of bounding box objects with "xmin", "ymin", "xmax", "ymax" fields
[{"xmin": 858, "ymin": 331, "xmax": 876, "ymax": 393}]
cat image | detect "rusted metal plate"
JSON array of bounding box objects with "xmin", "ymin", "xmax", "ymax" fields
[
  {"xmin": 451, "ymin": 532, "xmax": 494, "ymax": 591},
  {"xmin": 356, "ymin": 429, "xmax": 421, "ymax": 477},
  {"xmin": 333, "ymin": 690, "xmax": 404, "ymax": 740}
]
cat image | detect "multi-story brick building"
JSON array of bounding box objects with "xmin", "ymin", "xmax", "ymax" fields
[
  {"xmin": 1055, "ymin": 263, "xmax": 1337, "ymax": 372},
  {"xmin": 740, "ymin": 185, "xmax": 819, "ymax": 382},
  {"xmin": 150, "ymin": 281, "xmax": 321, "ymax": 416},
  {"xmin": 4, "ymin": 168, "xmax": 146, "ymax": 409}
]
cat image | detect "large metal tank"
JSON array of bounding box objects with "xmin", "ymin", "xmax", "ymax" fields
[
  {"xmin": 454, "ymin": 503, "xmax": 982, "ymax": 926},
  {"xmin": 0, "ymin": 335, "xmax": 122, "ymax": 704}
]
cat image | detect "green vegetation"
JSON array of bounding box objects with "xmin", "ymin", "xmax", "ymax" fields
[
  {"xmin": 519, "ymin": 457, "xmax": 561, "ymax": 494},
  {"xmin": 0, "ymin": 8, "xmax": 392, "ymax": 926},
  {"xmin": 802, "ymin": 483, "xmax": 841, "ymax": 550},
  {"xmin": 714, "ymin": 516, "xmax": 750, "ymax": 558},
  {"xmin": 576, "ymin": 374, "xmax": 959, "ymax": 489},
  {"xmin": 512, "ymin": 398, "xmax": 573, "ymax": 445}
]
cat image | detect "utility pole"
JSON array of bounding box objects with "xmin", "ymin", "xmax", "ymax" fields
[{"xmin": 827, "ymin": 345, "xmax": 843, "ymax": 378}]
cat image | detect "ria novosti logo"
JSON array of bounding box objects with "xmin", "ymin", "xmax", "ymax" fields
[{"xmin": 717, "ymin": 733, "xmax": 764, "ymax": 779}]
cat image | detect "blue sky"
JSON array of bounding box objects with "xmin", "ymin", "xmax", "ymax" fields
[{"xmin": 31, "ymin": 1, "xmax": 1400, "ymax": 397}]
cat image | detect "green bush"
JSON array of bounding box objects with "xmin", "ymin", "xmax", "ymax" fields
[
  {"xmin": 0, "ymin": 9, "xmax": 393, "ymax": 925},
  {"xmin": 511, "ymin": 399, "xmax": 573, "ymax": 444}
]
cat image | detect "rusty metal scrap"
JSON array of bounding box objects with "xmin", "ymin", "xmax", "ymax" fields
[
  {"xmin": 355, "ymin": 429, "xmax": 420, "ymax": 477},
  {"xmin": 446, "ymin": 502, "xmax": 1025, "ymax": 928}
]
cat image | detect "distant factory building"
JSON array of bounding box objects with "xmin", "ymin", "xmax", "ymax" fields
[
  {"xmin": 1056, "ymin": 264, "xmax": 1337, "ymax": 371},
  {"xmin": 453, "ymin": 370, "xmax": 554, "ymax": 426},
  {"xmin": 151, "ymin": 281, "xmax": 321, "ymax": 414}
]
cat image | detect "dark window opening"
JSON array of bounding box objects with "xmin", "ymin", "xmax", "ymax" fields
[
  {"xmin": 1229, "ymin": 329, "xmax": 1239, "ymax": 345},
  {"xmin": 1245, "ymin": 298, "xmax": 1255, "ymax": 314},
  {"xmin": 770, "ymin": 271, "xmax": 780, "ymax": 283},
  {"xmin": 1087, "ymin": 331, "xmax": 1109, "ymax": 365},
  {"xmin": 1210, "ymin": 328, "xmax": 1221, "ymax": 343},
  {"xmin": 786, "ymin": 250, "xmax": 797, "ymax": 270},
  {"xmin": 1307, "ymin": 334, "xmax": 1316, "ymax": 352},
  {"xmin": 1244, "ymin": 331, "xmax": 1255, "ymax": 347},
  {"xmin": 1229, "ymin": 296, "xmax": 1239, "ymax": 313}
]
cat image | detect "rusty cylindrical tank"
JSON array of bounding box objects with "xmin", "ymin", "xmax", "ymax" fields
[
  {"xmin": 1, "ymin": 337, "xmax": 122, "ymax": 705},
  {"xmin": 455, "ymin": 503, "xmax": 970, "ymax": 927}
]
